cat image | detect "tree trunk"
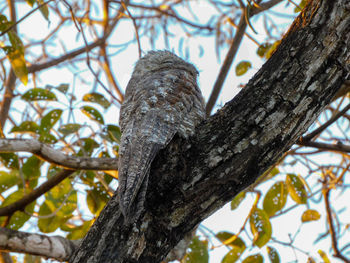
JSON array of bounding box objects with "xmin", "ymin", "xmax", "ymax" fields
[{"xmin": 71, "ymin": 0, "xmax": 350, "ymax": 262}]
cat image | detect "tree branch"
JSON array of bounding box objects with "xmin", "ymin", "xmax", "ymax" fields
[
  {"xmin": 0, "ymin": 227, "xmax": 79, "ymax": 261},
  {"xmin": 0, "ymin": 139, "xmax": 117, "ymax": 170},
  {"xmin": 0, "ymin": 169, "xmax": 73, "ymax": 216},
  {"xmin": 297, "ymin": 140, "xmax": 350, "ymax": 153},
  {"xmin": 302, "ymin": 103, "xmax": 350, "ymax": 141},
  {"xmin": 323, "ymin": 183, "xmax": 350, "ymax": 263},
  {"xmin": 70, "ymin": 1, "xmax": 350, "ymax": 262}
]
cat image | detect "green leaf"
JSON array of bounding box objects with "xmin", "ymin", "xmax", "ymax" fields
[
  {"xmin": 25, "ymin": 0, "xmax": 35, "ymax": 7},
  {"xmin": 77, "ymin": 138, "xmax": 99, "ymax": 156},
  {"xmin": 38, "ymin": 178, "xmax": 77, "ymax": 233},
  {"xmin": 22, "ymin": 88, "xmax": 57, "ymax": 101},
  {"xmin": 86, "ymin": 188, "xmax": 109, "ymax": 215},
  {"xmin": 37, "ymin": 0, "xmax": 49, "ymax": 20},
  {"xmin": 106, "ymin": 124, "xmax": 121, "ymax": 143},
  {"xmin": 235, "ymin": 61, "xmax": 252, "ymax": 76},
  {"xmin": 182, "ymin": 236, "xmax": 209, "ymax": 263},
  {"xmin": 250, "ymin": 208, "xmax": 272, "ymax": 248},
  {"xmin": 0, "ymin": 153, "xmax": 19, "ymax": 169},
  {"xmin": 39, "ymin": 133, "xmax": 58, "ymax": 144},
  {"xmin": 22, "ymin": 155, "xmax": 42, "ymax": 188},
  {"xmin": 81, "ymin": 106, "xmax": 104, "ymax": 124},
  {"xmin": 3, "ymin": 46, "xmax": 28, "ymax": 85},
  {"xmin": 10, "ymin": 121, "xmax": 40, "ymax": 134},
  {"xmin": 301, "ymin": 209, "xmax": 321, "ymax": 222},
  {"xmin": 231, "ymin": 191, "xmax": 246, "ymax": 210},
  {"xmin": 55, "ymin": 83, "xmax": 69, "ymax": 93},
  {"xmin": 0, "ymin": 15, "xmax": 12, "ymax": 32},
  {"xmin": 257, "ymin": 43, "xmax": 273, "ymax": 58},
  {"xmin": 83, "ymin": 92, "xmax": 111, "ymax": 109},
  {"xmin": 65, "ymin": 220, "xmax": 93, "ymax": 240},
  {"xmin": 242, "ymin": 254, "xmax": 263, "ymax": 263},
  {"xmin": 294, "ymin": 0, "xmax": 307, "ymax": 12},
  {"xmin": 40, "ymin": 109, "xmax": 63, "ymax": 133},
  {"xmin": 318, "ymin": 250, "xmax": 330, "ymax": 263},
  {"xmin": 24, "ymin": 254, "xmax": 41, "ymax": 263},
  {"xmin": 286, "ymin": 174, "xmax": 307, "ymax": 204},
  {"xmin": 0, "ymin": 171, "xmax": 19, "ymax": 193},
  {"xmin": 216, "ymin": 232, "xmax": 246, "ymax": 263},
  {"xmin": 0, "ymin": 189, "xmax": 35, "ymax": 230},
  {"xmin": 265, "ymin": 41, "xmax": 281, "ymax": 59},
  {"xmin": 267, "ymin": 246, "xmax": 280, "ymax": 263},
  {"xmin": 263, "ymin": 181, "xmax": 287, "ymax": 217},
  {"xmin": 58, "ymin": 123, "xmax": 82, "ymax": 136}
]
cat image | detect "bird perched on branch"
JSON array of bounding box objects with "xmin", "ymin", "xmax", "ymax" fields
[{"xmin": 118, "ymin": 50, "xmax": 205, "ymax": 223}]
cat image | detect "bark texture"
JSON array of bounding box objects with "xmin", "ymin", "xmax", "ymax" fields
[{"xmin": 71, "ymin": 0, "xmax": 350, "ymax": 262}]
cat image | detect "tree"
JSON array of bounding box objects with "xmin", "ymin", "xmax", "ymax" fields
[{"xmin": 0, "ymin": 0, "xmax": 349, "ymax": 262}]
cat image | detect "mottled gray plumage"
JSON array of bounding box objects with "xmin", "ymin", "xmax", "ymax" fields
[{"xmin": 118, "ymin": 51, "xmax": 205, "ymax": 223}]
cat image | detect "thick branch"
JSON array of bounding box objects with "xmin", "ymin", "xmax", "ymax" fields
[
  {"xmin": 71, "ymin": 1, "xmax": 350, "ymax": 262},
  {"xmin": 0, "ymin": 227, "xmax": 79, "ymax": 261},
  {"xmin": 0, "ymin": 139, "xmax": 117, "ymax": 170}
]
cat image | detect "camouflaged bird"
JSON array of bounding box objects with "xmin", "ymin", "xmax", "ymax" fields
[{"xmin": 118, "ymin": 51, "xmax": 205, "ymax": 223}]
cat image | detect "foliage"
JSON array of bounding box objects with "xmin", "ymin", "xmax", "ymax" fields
[{"xmin": 0, "ymin": 0, "xmax": 349, "ymax": 262}]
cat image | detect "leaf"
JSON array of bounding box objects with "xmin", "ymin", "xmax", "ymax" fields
[
  {"xmin": 77, "ymin": 138, "xmax": 99, "ymax": 156},
  {"xmin": 231, "ymin": 191, "xmax": 246, "ymax": 210},
  {"xmin": 81, "ymin": 106, "xmax": 104, "ymax": 124},
  {"xmin": 22, "ymin": 88, "xmax": 57, "ymax": 101},
  {"xmin": 83, "ymin": 92, "xmax": 111, "ymax": 109},
  {"xmin": 39, "ymin": 133, "xmax": 58, "ymax": 144},
  {"xmin": 235, "ymin": 61, "xmax": 252, "ymax": 76},
  {"xmin": 318, "ymin": 250, "xmax": 330, "ymax": 263},
  {"xmin": 105, "ymin": 125, "xmax": 121, "ymax": 143},
  {"xmin": 24, "ymin": 254, "xmax": 41, "ymax": 263},
  {"xmin": 86, "ymin": 188, "xmax": 109, "ymax": 215},
  {"xmin": 267, "ymin": 246, "xmax": 280, "ymax": 263},
  {"xmin": 25, "ymin": 0, "xmax": 35, "ymax": 7},
  {"xmin": 22, "ymin": 155, "xmax": 42, "ymax": 188},
  {"xmin": 10, "ymin": 121, "xmax": 40, "ymax": 134},
  {"xmin": 257, "ymin": 43, "xmax": 273, "ymax": 58},
  {"xmin": 3, "ymin": 46, "xmax": 28, "ymax": 85},
  {"xmin": 55, "ymin": 83, "xmax": 69, "ymax": 93},
  {"xmin": 301, "ymin": 209, "xmax": 321, "ymax": 222},
  {"xmin": 58, "ymin": 123, "xmax": 82, "ymax": 136},
  {"xmin": 265, "ymin": 41, "xmax": 281, "ymax": 59},
  {"xmin": 263, "ymin": 181, "xmax": 287, "ymax": 217},
  {"xmin": 216, "ymin": 232, "xmax": 246, "ymax": 263},
  {"xmin": 66, "ymin": 220, "xmax": 93, "ymax": 240},
  {"xmin": 40, "ymin": 109, "xmax": 63, "ymax": 133},
  {"xmin": 182, "ymin": 236, "xmax": 209, "ymax": 263},
  {"xmin": 250, "ymin": 208, "xmax": 272, "ymax": 248},
  {"xmin": 286, "ymin": 174, "xmax": 307, "ymax": 204},
  {"xmin": 294, "ymin": 0, "xmax": 307, "ymax": 13},
  {"xmin": 241, "ymin": 254, "xmax": 263, "ymax": 263},
  {"xmin": 0, "ymin": 189, "xmax": 35, "ymax": 230},
  {"xmin": 0, "ymin": 153, "xmax": 19, "ymax": 169},
  {"xmin": 0, "ymin": 171, "xmax": 19, "ymax": 193},
  {"xmin": 0, "ymin": 15, "xmax": 13, "ymax": 32},
  {"xmin": 37, "ymin": 0, "xmax": 49, "ymax": 20},
  {"xmin": 38, "ymin": 179, "xmax": 77, "ymax": 233}
]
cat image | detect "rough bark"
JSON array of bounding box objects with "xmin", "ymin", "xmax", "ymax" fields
[{"xmin": 71, "ymin": 0, "xmax": 350, "ymax": 262}]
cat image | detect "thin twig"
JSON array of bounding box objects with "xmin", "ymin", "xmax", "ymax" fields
[
  {"xmin": 297, "ymin": 140, "xmax": 350, "ymax": 153},
  {"xmin": 323, "ymin": 180, "xmax": 350, "ymax": 263},
  {"xmin": 302, "ymin": 103, "xmax": 350, "ymax": 141},
  {"xmin": 0, "ymin": 0, "xmax": 54, "ymax": 37}
]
